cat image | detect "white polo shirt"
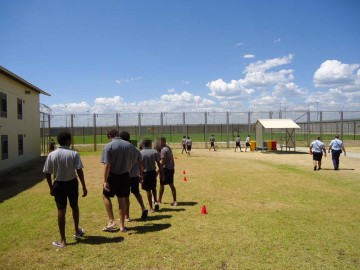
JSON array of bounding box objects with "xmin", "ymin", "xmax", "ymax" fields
[{"xmin": 43, "ymin": 146, "xmax": 83, "ymax": 181}]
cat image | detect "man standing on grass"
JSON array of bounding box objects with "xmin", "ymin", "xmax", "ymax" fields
[
  {"xmin": 209, "ymin": 135, "xmax": 216, "ymax": 151},
  {"xmin": 119, "ymin": 131, "xmax": 148, "ymax": 221},
  {"xmin": 141, "ymin": 139, "xmax": 164, "ymax": 212},
  {"xmin": 181, "ymin": 136, "xmax": 187, "ymax": 154},
  {"xmin": 328, "ymin": 135, "xmax": 346, "ymax": 171},
  {"xmin": 245, "ymin": 135, "xmax": 251, "ymax": 152},
  {"xmin": 235, "ymin": 135, "xmax": 243, "ymax": 152},
  {"xmin": 101, "ymin": 129, "xmax": 132, "ymax": 232},
  {"xmin": 158, "ymin": 137, "xmax": 177, "ymax": 206},
  {"xmin": 310, "ymin": 136, "xmax": 327, "ymax": 171},
  {"xmin": 186, "ymin": 136, "xmax": 192, "ymax": 157},
  {"xmin": 43, "ymin": 131, "xmax": 87, "ymax": 248}
]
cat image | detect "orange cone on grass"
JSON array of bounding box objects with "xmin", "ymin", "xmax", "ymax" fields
[
  {"xmin": 183, "ymin": 176, "xmax": 187, "ymax": 182},
  {"xmin": 201, "ymin": 205, "xmax": 207, "ymax": 215},
  {"xmin": 183, "ymin": 170, "xmax": 186, "ymax": 174}
]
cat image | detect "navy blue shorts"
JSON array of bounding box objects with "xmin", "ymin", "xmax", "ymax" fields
[
  {"xmin": 160, "ymin": 168, "xmax": 174, "ymax": 186},
  {"xmin": 313, "ymin": 152, "xmax": 323, "ymax": 161},
  {"xmin": 142, "ymin": 170, "xmax": 157, "ymax": 191},
  {"xmin": 103, "ymin": 172, "xmax": 130, "ymax": 198},
  {"xmin": 53, "ymin": 179, "xmax": 78, "ymax": 210},
  {"xmin": 130, "ymin": 176, "xmax": 140, "ymax": 195}
]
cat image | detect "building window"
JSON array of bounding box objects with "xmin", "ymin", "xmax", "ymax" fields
[
  {"xmin": 17, "ymin": 98, "xmax": 23, "ymax": 119},
  {"xmin": 1, "ymin": 135, "xmax": 8, "ymax": 160},
  {"xmin": 18, "ymin": 134, "xmax": 24, "ymax": 155},
  {"xmin": 0, "ymin": 92, "xmax": 7, "ymax": 118}
]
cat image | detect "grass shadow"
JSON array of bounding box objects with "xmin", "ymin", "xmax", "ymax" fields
[
  {"xmin": 128, "ymin": 223, "xmax": 171, "ymax": 234},
  {"xmin": 176, "ymin": 201, "xmax": 198, "ymax": 206},
  {"xmin": 265, "ymin": 151, "xmax": 308, "ymax": 155},
  {"xmin": 158, "ymin": 208, "xmax": 186, "ymax": 212},
  {"xmin": 77, "ymin": 235, "xmax": 124, "ymax": 245},
  {"xmin": 131, "ymin": 214, "xmax": 172, "ymax": 222},
  {"xmin": 0, "ymin": 157, "xmax": 47, "ymax": 203}
]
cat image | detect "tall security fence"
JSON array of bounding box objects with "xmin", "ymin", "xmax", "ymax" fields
[{"xmin": 40, "ymin": 109, "xmax": 360, "ymax": 153}]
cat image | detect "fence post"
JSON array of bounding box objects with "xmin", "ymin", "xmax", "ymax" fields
[
  {"xmin": 183, "ymin": 112, "xmax": 186, "ymax": 136},
  {"xmin": 116, "ymin": 113, "xmax": 119, "ymax": 131},
  {"xmin": 71, "ymin": 114, "xmax": 74, "ymax": 150},
  {"xmin": 248, "ymin": 111, "xmax": 251, "ymax": 134},
  {"xmin": 340, "ymin": 111, "xmax": 344, "ymax": 139},
  {"xmin": 160, "ymin": 112, "xmax": 164, "ymax": 137},
  {"xmin": 307, "ymin": 110, "xmax": 310, "ymax": 145},
  {"xmin": 320, "ymin": 111, "xmax": 323, "ymax": 138},
  {"xmin": 269, "ymin": 111, "xmax": 273, "ymax": 140},
  {"xmin": 205, "ymin": 112, "xmax": 208, "ymax": 148},
  {"xmin": 138, "ymin": 113, "xmax": 142, "ymax": 142},
  {"xmin": 93, "ymin": 113, "xmax": 97, "ymax": 152},
  {"xmin": 226, "ymin": 111, "xmax": 229, "ymax": 148}
]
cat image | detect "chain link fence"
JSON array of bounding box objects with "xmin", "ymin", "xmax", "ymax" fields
[{"xmin": 41, "ymin": 110, "xmax": 360, "ymax": 152}]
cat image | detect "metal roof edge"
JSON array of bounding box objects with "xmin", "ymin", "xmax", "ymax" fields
[{"xmin": 0, "ymin": 65, "xmax": 51, "ymax": 96}]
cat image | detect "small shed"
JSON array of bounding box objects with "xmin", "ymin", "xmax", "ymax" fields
[{"xmin": 255, "ymin": 119, "xmax": 300, "ymax": 151}]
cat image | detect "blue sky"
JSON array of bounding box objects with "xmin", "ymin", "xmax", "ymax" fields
[{"xmin": 1, "ymin": 0, "xmax": 360, "ymax": 114}]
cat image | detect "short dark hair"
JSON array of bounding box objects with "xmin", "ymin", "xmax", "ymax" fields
[
  {"xmin": 317, "ymin": 136, "xmax": 321, "ymax": 140},
  {"xmin": 143, "ymin": 139, "xmax": 152, "ymax": 147},
  {"xmin": 160, "ymin": 137, "xmax": 166, "ymax": 143},
  {"xmin": 187, "ymin": 136, "xmax": 190, "ymax": 139},
  {"xmin": 57, "ymin": 131, "xmax": 71, "ymax": 146},
  {"xmin": 107, "ymin": 129, "xmax": 119, "ymax": 139},
  {"xmin": 120, "ymin": 131, "xmax": 130, "ymax": 142},
  {"xmin": 335, "ymin": 135, "xmax": 340, "ymax": 138}
]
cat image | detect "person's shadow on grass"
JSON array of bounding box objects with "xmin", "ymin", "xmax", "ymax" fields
[
  {"xmin": 158, "ymin": 208, "xmax": 185, "ymax": 213},
  {"xmin": 131, "ymin": 214, "xmax": 172, "ymax": 222},
  {"xmin": 76, "ymin": 235, "xmax": 124, "ymax": 245},
  {"xmin": 127, "ymin": 223, "xmax": 171, "ymax": 235}
]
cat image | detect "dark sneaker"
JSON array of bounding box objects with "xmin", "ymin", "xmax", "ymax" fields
[
  {"xmin": 154, "ymin": 204, "xmax": 159, "ymax": 211},
  {"xmin": 141, "ymin": 209, "xmax": 148, "ymax": 219},
  {"xmin": 314, "ymin": 166, "xmax": 317, "ymax": 171}
]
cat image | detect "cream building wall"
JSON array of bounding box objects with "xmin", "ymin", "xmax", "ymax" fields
[{"xmin": 0, "ymin": 69, "xmax": 49, "ymax": 172}]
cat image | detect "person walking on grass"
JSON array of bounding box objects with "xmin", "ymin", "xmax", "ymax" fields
[
  {"xmin": 119, "ymin": 131, "xmax": 148, "ymax": 221},
  {"xmin": 235, "ymin": 135, "xmax": 243, "ymax": 152},
  {"xmin": 209, "ymin": 134, "xmax": 216, "ymax": 151},
  {"xmin": 310, "ymin": 136, "xmax": 327, "ymax": 171},
  {"xmin": 101, "ymin": 129, "xmax": 132, "ymax": 233},
  {"xmin": 43, "ymin": 131, "xmax": 87, "ymax": 248},
  {"xmin": 181, "ymin": 136, "xmax": 187, "ymax": 154},
  {"xmin": 245, "ymin": 135, "xmax": 251, "ymax": 152},
  {"xmin": 158, "ymin": 137, "xmax": 177, "ymax": 206},
  {"xmin": 141, "ymin": 139, "xmax": 164, "ymax": 212},
  {"xmin": 328, "ymin": 135, "xmax": 346, "ymax": 171},
  {"xmin": 186, "ymin": 136, "xmax": 192, "ymax": 156}
]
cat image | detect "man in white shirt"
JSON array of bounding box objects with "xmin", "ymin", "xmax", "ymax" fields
[
  {"xmin": 309, "ymin": 136, "xmax": 327, "ymax": 171},
  {"xmin": 328, "ymin": 135, "xmax": 346, "ymax": 170}
]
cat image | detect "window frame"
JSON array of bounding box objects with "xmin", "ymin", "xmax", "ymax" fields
[
  {"xmin": 17, "ymin": 98, "xmax": 23, "ymax": 120},
  {"xmin": 0, "ymin": 92, "xmax": 7, "ymax": 118},
  {"xmin": 18, "ymin": 134, "xmax": 24, "ymax": 156},
  {"xmin": 1, "ymin": 135, "xmax": 8, "ymax": 160}
]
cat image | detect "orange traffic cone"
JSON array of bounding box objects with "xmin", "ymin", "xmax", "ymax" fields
[
  {"xmin": 183, "ymin": 170, "xmax": 186, "ymax": 174},
  {"xmin": 201, "ymin": 205, "xmax": 207, "ymax": 214},
  {"xmin": 183, "ymin": 176, "xmax": 187, "ymax": 182}
]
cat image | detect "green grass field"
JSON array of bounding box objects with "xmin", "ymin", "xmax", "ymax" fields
[{"xmin": 1, "ymin": 149, "xmax": 360, "ymax": 269}]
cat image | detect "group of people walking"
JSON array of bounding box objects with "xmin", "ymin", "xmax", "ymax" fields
[
  {"xmin": 310, "ymin": 135, "xmax": 346, "ymax": 171},
  {"xmin": 43, "ymin": 130, "xmax": 177, "ymax": 248}
]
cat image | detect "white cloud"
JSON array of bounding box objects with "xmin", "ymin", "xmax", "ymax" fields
[
  {"xmin": 235, "ymin": 42, "xmax": 244, "ymax": 47},
  {"xmin": 167, "ymin": 88, "xmax": 176, "ymax": 93},
  {"xmin": 313, "ymin": 60, "xmax": 359, "ymax": 87},
  {"xmin": 94, "ymin": 96, "xmax": 123, "ymax": 106},
  {"xmin": 206, "ymin": 54, "xmax": 306, "ymax": 104},
  {"xmin": 243, "ymin": 54, "xmax": 255, "ymax": 59},
  {"xmin": 310, "ymin": 60, "xmax": 360, "ymax": 104},
  {"xmin": 274, "ymin": 38, "xmax": 281, "ymax": 44},
  {"xmin": 182, "ymin": 81, "xmax": 190, "ymax": 85},
  {"xmin": 115, "ymin": 77, "xmax": 142, "ymax": 84}
]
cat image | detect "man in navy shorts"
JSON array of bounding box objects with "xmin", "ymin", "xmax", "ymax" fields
[
  {"xmin": 43, "ymin": 131, "xmax": 87, "ymax": 248},
  {"xmin": 120, "ymin": 131, "xmax": 148, "ymax": 221},
  {"xmin": 158, "ymin": 137, "xmax": 177, "ymax": 206},
  {"xmin": 101, "ymin": 129, "xmax": 132, "ymax": 232},
  {"xmin": 141, "ymin": 139, "xmax": 164, "ymax": 212},
  {"xmin": 310, "ymin": 136, "xmax": 327, "ymax": 171}
]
